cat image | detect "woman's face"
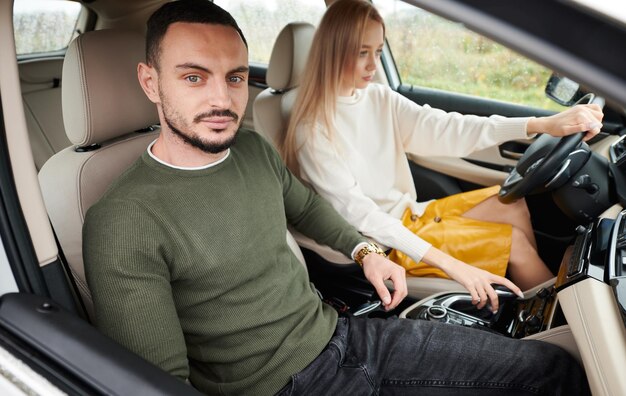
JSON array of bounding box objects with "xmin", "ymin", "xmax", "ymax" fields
[{"xmin": 339, "ymin": 19, "xmax": 384, "ymax": 96}]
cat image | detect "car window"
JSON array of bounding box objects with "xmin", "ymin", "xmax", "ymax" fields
[
  {"xmin": 374, "ymin": 0, "xmax": 564, "ymax": 111},
  {"xmin": 13, "ymin": 0, "xmax": 82, "ymax": 56},
  {"xmin": 214, "ymin": 0, "xmax": 326, "ymax": 65}
]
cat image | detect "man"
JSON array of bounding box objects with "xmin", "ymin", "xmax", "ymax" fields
[{"xmin": 83, "ymin": 1, "xmax": 589, "ymax": 395}]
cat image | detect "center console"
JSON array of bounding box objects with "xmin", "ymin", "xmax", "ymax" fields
[
  {"xmin": 400, "ymin": 283, "xmax": 559, "ymax": 338},
  {"xmin": 400, "ymin": 208, "xmax": 626, "ymax": 338}
]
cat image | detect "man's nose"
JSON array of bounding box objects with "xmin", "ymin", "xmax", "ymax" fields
[{"xmin": 208, "ymin": 79, "xmax": 232, "ymax": 108}]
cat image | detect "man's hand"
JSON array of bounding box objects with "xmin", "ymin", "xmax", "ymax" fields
[
  {"xmin": 527, "ymin": 104, "xmax": 604, "ymax": 141},
  {"xmin": 361, "ymin": 254, "xmax": 407, "ymax": 311}
]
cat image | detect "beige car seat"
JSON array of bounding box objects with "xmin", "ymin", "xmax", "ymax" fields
[
  {"xmin": 253, "ymin": 22, "xmax": 465, "ymax": 298},
  {"xmin": 252, "ymin": 22, "xmax": 315, "ymax": 149},
  {"xmin": 19, "ymin": 58, "xmax": 72, "ymax": 170},
  {"xmin": 38, "ymin": 29, "xmax": 160, "ymax": 319}
]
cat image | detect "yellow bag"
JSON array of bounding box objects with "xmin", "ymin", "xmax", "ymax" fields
[{"xmin": 389, "ymin": 186, "xmax": 511, "ymax": 278}]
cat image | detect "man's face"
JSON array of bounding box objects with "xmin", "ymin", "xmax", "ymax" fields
[{"xmin": 155, "ymin": 22, "xmax": 249, "ymax": 154}]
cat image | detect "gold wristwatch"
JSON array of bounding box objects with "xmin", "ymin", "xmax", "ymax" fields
[{"xmin": 354, "ymin": 243, "xmax": 387, "ymax": 266}]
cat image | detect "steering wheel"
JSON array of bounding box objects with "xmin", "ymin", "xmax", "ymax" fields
[{"xmin": 498, "ymin": 94, "xmax": 600, "ymax": 204}]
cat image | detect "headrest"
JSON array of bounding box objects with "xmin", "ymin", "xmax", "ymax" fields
[
  {"xmin": 266, "ymin": 22, "xmax": 315, "ymax": 92},
  {"xmin": 62, "ymin": 29, "xmax": 158, "ymax": 147}
]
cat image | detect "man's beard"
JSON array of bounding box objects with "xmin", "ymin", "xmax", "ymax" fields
[{"xmin": 161, "ymin": 99, "xmax": 242, "ymax": 154}]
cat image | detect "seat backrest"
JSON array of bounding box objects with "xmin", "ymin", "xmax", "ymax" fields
[
  {"xmin": 252, "ymin": 22, "xmax": 315, "ymax": 148},
  {"xmin": 19, "ymin": 58, "xmax": 71, "ymax": 170},
  {"xmin": 253, "ymin": 22, "xmax": 354, "ymax": 265},
  {"xmin": 38, "ymin": 29, "xmax": 159, "ymax": 319}
]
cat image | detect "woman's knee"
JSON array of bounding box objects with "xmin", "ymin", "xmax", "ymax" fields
[{"xmin": 509, "ymin": 226, "xmax": 536, "ymax": 263}]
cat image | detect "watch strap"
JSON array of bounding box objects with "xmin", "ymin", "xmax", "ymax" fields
[{"xmin": 354, "ymin": 243, "xmax": 386, "ymax": 266}]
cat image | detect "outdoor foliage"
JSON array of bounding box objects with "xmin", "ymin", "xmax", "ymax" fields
[
  {"xmin": 13, "ymin": 4, "xmax": 80, "ymax": 55},
  {"xmin": 382, "ymin": 8, "xmax": 564, "ymax": 111},
  {"xmin": 217, "ymin": 0, "xmax": 326, "ymax": 64}
]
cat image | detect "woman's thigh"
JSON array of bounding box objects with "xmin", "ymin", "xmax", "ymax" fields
[{"xmin": 462, "ymin": 195, "xmax": 529, "ymax": 225}]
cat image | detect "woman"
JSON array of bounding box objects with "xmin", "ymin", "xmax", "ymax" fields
[{"xmin": 283, "ymin": 0, "xmax": 603, "ymax": 303}]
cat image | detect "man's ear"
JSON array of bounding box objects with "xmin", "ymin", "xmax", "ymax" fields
[{"xmin": 137, "ymin": 62, "xmax": 160, "ymax": 104}]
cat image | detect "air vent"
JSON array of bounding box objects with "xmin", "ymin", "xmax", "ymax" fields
[
  {"xmin": 610, "ymin": 136, "xmax": 626, "ymax": 165},
  {"xmin": 614, "ymin": 215, "xmax": 626, "ymax": 277}
]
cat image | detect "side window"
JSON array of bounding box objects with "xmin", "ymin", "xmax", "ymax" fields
[
  {"xmin": 214, "ymin": 0, "xmax": 326, "ymax": 65},
  {"xmin": 13, "ymin": 0, "xmax": 83, "ymax": 56},
  {"xmin": 374, "ymin": 0, "xmax": 564, "ymax": 111}
]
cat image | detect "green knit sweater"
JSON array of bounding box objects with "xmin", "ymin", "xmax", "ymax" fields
[{"xmin": 83, "ymin": 130, "xmax": 366, "ymax": 395}]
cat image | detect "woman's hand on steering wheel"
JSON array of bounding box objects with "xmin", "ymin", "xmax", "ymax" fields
[
  {"xmin": 499, "ymin": 101, "xmax": 604, "ymax": 203},
  {"xmin": 527, "ymin": 103, "xmax": 603, "ymax": 141}
]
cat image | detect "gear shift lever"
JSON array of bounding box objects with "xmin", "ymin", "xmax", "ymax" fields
[
  {"xmin": 486, "ymin": 284, "xmax": 520, "ymax": 312},
  {"xmin": 492, "ymin": 284, "xmax": 519, "ymax": 299}
]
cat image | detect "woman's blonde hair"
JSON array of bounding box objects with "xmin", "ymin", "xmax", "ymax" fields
[{"xmin": 282, "ymin": 0, "xmax": 384, "ymax": 175}]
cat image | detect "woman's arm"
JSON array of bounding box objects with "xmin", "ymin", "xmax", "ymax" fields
[
  {"xmin": 527, "ymin": 104, "xmax": 603, "ymax": 140},
  {"xmin": 389, "ymin": 88, "xmax": 602, "ymax": 157},
  {"xmin": 391, "ymin": 90, "xmax": 530, "ymax": 157}
]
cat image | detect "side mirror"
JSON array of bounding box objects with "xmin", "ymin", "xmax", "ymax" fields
[{"xmin": 544, "ymin": 74, "xmax": 587, "ymax": 106}]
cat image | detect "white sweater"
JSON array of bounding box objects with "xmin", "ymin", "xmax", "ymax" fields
[{"xmin": 295, "ymin": 83, "xmax": 532, "ymax": 264}]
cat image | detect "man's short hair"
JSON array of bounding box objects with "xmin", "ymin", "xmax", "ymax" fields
[{"xmin": 146, "ymin": 0, "xmax": 248, "ymax": 69}]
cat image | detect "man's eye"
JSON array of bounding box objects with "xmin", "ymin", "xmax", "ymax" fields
[
  {"xmin": 186, "ymin": 75, "xmax": 200, "ymax": 83},
  {"xmin": 228, "ymin": 76, "xmax": 244, "ymax": 83}
]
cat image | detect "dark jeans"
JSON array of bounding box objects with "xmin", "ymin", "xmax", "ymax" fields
[{"xmin": 277, "ymin": 317, "xmax": 590, "ymax": 395}]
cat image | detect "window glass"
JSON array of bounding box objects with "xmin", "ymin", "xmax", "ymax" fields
[
  {"xmin": 374, "ymin": 0, "xmax": 564, "ymax": 110},
  {"xmin": 214, "ymin": 0, "xmax": 326, "ymax": 65},
  {"xmin": 13, "ymin": 0, "xmax": 82, "ymax": 56}
]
